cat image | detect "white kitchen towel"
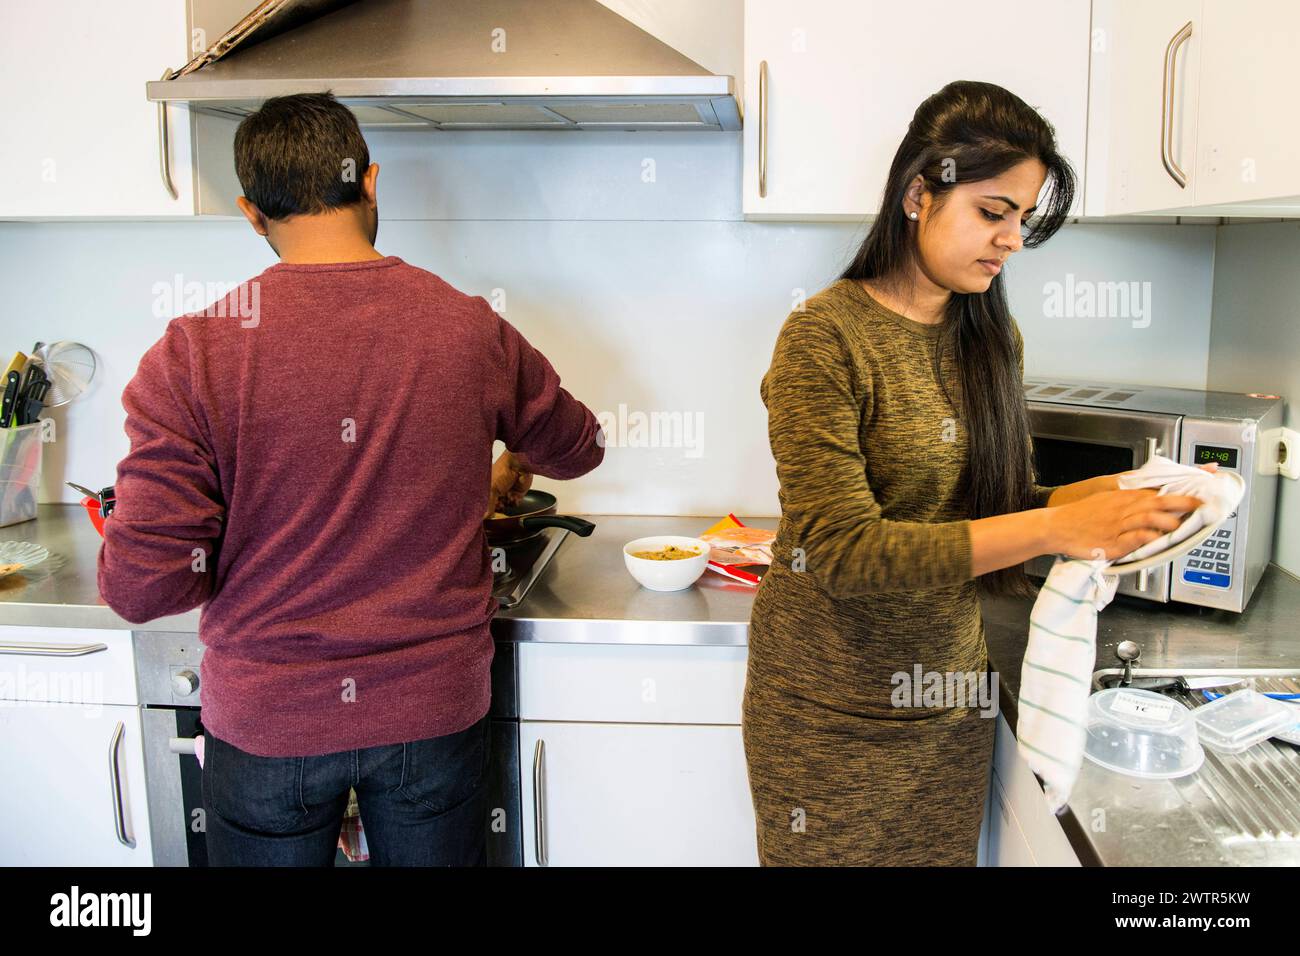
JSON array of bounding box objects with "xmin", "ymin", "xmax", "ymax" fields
[{"xmin": 1016, "ymin": 455, "xmax": 1244, "ymax": 814}]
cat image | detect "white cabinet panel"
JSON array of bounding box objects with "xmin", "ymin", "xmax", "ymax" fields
[
  {"xmin": 1086, "ymin": 0, "xmax": 1203, "ymax": 216},
  {"xmin": 520, "ymin": 721, "xmax": 758, "ymax": 866},
  {"xmin": 0, "ymin": 0, "xmax": 195, "ymax": 217},
  {"xmin": 988, "ymin": 712, "xmax": 1080, "ymax": 866},
  {"xmin": 1087, "ymin": 0, "xmax": 1300, "ymax": 216},
  {"xmin": 518, "ymin": 642, "xmax": 746, "ymax": 724},
  {"xmin": 1194, "ymin": 0, "xmax": 1300, "ymax": 210},
  {"xmin": 0, "ymin": 626, "xmax": 138, "ymax": 706},
  {"xmin": 0, "ymin": 701, "xmax": 152, "ymax": 865},
  {"xmin": 744, "ymin": 0, "xmax": 1089, "ymax": 220}
]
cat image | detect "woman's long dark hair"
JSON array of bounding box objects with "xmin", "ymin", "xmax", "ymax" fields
[{"xmin": 841, "ymin": 80, "xmax": 1076, "ymax": 598}]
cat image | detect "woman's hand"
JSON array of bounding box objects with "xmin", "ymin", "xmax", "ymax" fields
[
  {"xmin": 488, "ymin": 451, "xmax": 533, "ymax": 516},
  {"xmin": 1045, "ymin": 486, "xmax": 1207, "ymax": 561}
]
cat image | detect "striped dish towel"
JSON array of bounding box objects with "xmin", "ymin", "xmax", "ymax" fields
[{"xmin": 1016, "ymin": 455, "xmax": 1244, "ymax": 813}]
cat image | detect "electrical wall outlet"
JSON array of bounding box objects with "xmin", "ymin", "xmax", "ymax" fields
[{"xmin": 1265, "ymin": 426, "xmax": 1299, "ymax": 480}]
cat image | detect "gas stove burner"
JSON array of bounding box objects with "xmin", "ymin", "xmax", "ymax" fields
[{"xmin": 491, "ymin": 526, "xmax": 570, "ymax": 609}]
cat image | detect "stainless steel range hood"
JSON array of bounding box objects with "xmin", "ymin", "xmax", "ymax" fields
[{"xmin": 146, "ymin": 0, "xmax": 741, "ymax": 131}]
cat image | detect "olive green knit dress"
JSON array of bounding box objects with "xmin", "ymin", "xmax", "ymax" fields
[{"xmin": 742, "ymin": 278, "xmax": 1055, "ymax": 866}]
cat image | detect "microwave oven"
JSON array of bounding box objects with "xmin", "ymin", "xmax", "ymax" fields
[{"xmin": 1024, "ymin": 378, "xmax": 1283, "ymax": 612}]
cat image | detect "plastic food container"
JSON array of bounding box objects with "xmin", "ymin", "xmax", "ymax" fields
[
  {"xmin": 0, "ymin": 422, "xmax": 41, "ymax": 528},
  {"xmin": 1193, "ymin": 688, "xmax": 1297, "ymax": 754},
  {"xmin": 1273, "ymin": 719, "xmax": 1300, "ymax": 747},
  {"xmin": 1083, "ymin": 687, "xmax": 1204, "ymax": 779}
]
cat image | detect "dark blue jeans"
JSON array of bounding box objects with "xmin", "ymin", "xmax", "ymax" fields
[{"xmin": 201, "ymin": 713, "xmax": 490, "ymax": 866}]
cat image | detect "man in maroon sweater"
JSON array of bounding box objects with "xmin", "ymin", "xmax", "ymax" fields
[{"xmin": 98, "ymin": 92, "xmax": 604, "ymax": 866}]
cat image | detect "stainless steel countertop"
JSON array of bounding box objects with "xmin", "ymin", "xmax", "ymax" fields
[
  {"xmin": 982, "ymin": 565, "xmax": 1300, "ymax": 867},
  {"xmin": 5, "ymin": 505, "xmax": 1299, "ymax": 866},
  {"xmin": 0, "ymin": 508, "xmax": 772, "ymax": 635},
  {"xmin": 0, "ymin": 504, "xmax": 200, "ymax": 630},
  {"xmin": 491, "ymin": 514, "xmax": 774, "ymax": 644}
]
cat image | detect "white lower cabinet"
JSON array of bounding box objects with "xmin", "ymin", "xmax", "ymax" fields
[
  {"xmin": 983, "ymin": 712, "xmax": 1080, "ymax": 867},
  {"xmin": 0, "ymin": 625, "xmax": 151, "ymax": 865},
  {"xmin": 517, "ymin": 641, "xmax": 757, "ymax": 865},
  {"xmin": 0, "ymin": 700, "xmax": 152, "ymax": 865},
  {"xmin": 519, "ymin": 720, "xmax": 758, "ymax": 866}
]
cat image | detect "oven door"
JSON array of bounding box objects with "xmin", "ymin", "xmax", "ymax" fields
[
  {"xmin": 1026, "ymin": 403, "xmax": 1182, "ymax": 602},
  {"xmin": 141, "ymin": 706, "xmax": 207, "ymax": 866},
  {"xmin": 139, "ymin": 642, "xmax": 522, "ymax": 867}
]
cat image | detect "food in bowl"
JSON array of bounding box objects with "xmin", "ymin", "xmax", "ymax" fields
[
  {"xmin": 623, "ymin": 535, "xmax": 711, "ymax": 591},
  {"xmin": 629, "ymin": 545, "xmax": 701, "ymax": 561}
]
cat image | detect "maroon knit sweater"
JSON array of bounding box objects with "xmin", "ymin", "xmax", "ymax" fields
[{"xmin": 98, "ymin": 256, "xmax": 604, "ymax": 756}]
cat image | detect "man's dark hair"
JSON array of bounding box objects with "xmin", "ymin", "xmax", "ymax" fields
[{"xmin": 233, "ymin": 91, "xmax": 370, "ymax": 220}]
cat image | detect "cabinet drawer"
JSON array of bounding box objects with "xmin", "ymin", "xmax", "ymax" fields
[
  {"xmin": 0, "ymin": 626, "xmax": 137, "ymax": 706},
  {"xmin": 518, "ymin": 643, "xmax": 747, "ymax": 724}
]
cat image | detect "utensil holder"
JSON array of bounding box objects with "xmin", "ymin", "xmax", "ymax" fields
[{"xmin": 0, "ymin": 422, "xmax": 42, "ymax": 528}]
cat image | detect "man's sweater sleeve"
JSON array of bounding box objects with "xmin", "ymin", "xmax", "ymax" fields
[
  {"xmin": 97, "ymin": 320, "xmax": 225, "ymax": 623},
  {"xmin": 492, "ymin": 307, "xmax": 604, "ymax": 480}
]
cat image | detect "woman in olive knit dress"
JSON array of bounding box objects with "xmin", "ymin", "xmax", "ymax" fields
[{"xmin": 742, "ymin": 81, "xmax": 1209, "ymax": 866}]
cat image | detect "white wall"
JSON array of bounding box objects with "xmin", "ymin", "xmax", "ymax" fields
[
  {"xmin": 1208, "ymin": 221, "xmax": 1300, "ymax": 578},
  {"xmin": 0, "ymin": 131, "xmax": 1218, "ymax": 519}
]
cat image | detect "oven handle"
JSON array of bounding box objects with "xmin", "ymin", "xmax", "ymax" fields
[{"xmin": 168, "ymin": 736, "xmax": 199, "ymax": 756}]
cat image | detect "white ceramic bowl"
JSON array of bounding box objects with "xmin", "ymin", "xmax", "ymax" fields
[{"xmin": 623, "ymin": 536, "xmax": 710, "ymax": 591}]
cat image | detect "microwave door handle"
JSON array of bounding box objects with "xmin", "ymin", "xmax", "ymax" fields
[{"xmin": 1138, "ymin": 437, "xmax": 1166, "ymax": 593}]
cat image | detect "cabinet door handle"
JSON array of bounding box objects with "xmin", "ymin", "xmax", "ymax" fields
[
  {"xmin": 0, "ymin": 641, "xmax": 107, "ymax": 657},
  {"xmin": 1160, "ymin": 21, "xmax": 1193, "ymax": 189},
  {"xmin": 758, "ymin": 59, "xmax": 769, "ymax": 199},
  {"xmin": 108, "ymin": 721, "xmax": 136, "ymax": 848},
  {"xmin": 158, "ymin": 69, "xmax": 179, "ymax": 200},
  {"xmin": 531, "ymin": 738, "xmax": 548, "ymax": 866}
]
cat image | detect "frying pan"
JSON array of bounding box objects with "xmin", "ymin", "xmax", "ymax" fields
[{"xmin": 484, "ymin": 490, "xmax": 594, "ymax": 546}]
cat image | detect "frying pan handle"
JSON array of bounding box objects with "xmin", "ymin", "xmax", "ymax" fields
[{"xmin": 520, "ymin": 515, "xmax": 595, "ymax": 537}]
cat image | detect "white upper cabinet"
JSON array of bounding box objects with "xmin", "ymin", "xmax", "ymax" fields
[
  {"xmin": 1194, "ymin": 0, "xmax": 1300, "ymax": 212},
  {"xmin": 1085, "ymin": 0, "xmax": 1203, "ymax": 216},
  {"xmin": 0, "ymin": 0, "xmax": 239, "ymax": 218},
  {"xmin": 743, "ymin": 0, "xmax": 1091, "ymax": 220},
  {"xmin": 1087, "ymin": 0, "xmax": 1300, "ymax": 216}
]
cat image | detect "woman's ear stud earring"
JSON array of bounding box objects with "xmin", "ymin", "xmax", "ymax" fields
[{"xmin": 908, "ymin": 211, "xmax": 918, "ymax": 220}]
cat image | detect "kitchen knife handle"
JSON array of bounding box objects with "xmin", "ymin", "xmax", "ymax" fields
[{"xmin": 0, "ymin": 370, "xmax": 19, "ymax": 427}]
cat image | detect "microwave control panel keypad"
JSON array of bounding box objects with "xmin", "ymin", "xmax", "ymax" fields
[
  {"xmin": 1181, "ymin": 510, "xmax": 1236, "ymax": 589},
  {"xmin": 1179, "ymin": 443, "xmax": 1241, "ymax": 591}
]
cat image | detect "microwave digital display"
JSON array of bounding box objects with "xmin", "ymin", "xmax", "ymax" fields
[{"xmin": 1193, "ymin": 444, "xmax": 1238, "ymax": 469}]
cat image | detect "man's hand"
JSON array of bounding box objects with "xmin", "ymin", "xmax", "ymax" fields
[{"xmin": 488, "ymin": 451, "xmax": 533, "ymax": 517}]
